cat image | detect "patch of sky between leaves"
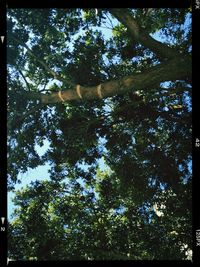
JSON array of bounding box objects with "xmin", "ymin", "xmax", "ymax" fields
[
  {"xmin": 8, "ymin": 139, "xmax": 51, "ymax": 220},
  {"xmin": 150, "ymin": 12, "xmax": 191, "ymax": 44},
  {"xmin": 8, "ymin": 135, "xmax": 110, "ymax": 220},
  {"xmin": 8, "ymin": 162, "xmax": 51, "ymax": 220}
]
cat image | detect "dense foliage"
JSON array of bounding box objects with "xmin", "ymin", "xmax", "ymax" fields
[{"xmin": 7, "ymin": 8, "xmax": 192, "ymax": 260}]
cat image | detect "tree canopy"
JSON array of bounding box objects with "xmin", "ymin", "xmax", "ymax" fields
[{"xmin": 7, "ymin": 8, "xmax": 192, "ymax": 260}]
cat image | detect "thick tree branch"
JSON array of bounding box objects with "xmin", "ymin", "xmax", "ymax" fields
[
  {"xmin": 109, "ymin": 8, "xmax": 181, "ymax": 61},
  {"xmin": 31, "ymin": 55, "xmax": 191, "ymax": 104}
]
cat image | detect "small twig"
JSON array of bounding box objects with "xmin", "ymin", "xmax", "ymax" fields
[
  {"xmin": 98, "ymin": 26, "xmax": 115, "ymax": 31},
  {"xmin": 17, "ymin": 68, "xmax": 31, "ymax": 91},
  {"xmin": 105, "ymin": 12, "xmax": 114, "ymax": 28}
]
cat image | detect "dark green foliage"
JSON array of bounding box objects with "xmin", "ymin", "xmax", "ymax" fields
[{"xmin": 7, "ymin": 8, "xmax": 192, "ymax": 260}]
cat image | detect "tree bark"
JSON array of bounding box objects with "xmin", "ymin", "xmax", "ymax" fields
[{"xmin": 38, "ymin": 55, "xmax": 191, "ymax": 104}]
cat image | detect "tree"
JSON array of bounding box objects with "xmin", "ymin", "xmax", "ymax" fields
[{"xmin": 7, "ymin": 8, "xmax": 192, "ymax": 260}]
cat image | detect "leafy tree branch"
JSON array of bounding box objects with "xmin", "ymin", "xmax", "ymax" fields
[
  {"xmin": 11, "ymin": 35, "xmax": 75, "ymax": 87},
  {"xmin": 110, "ymin": 8, "xmax": 181, "ymax": 61}
]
